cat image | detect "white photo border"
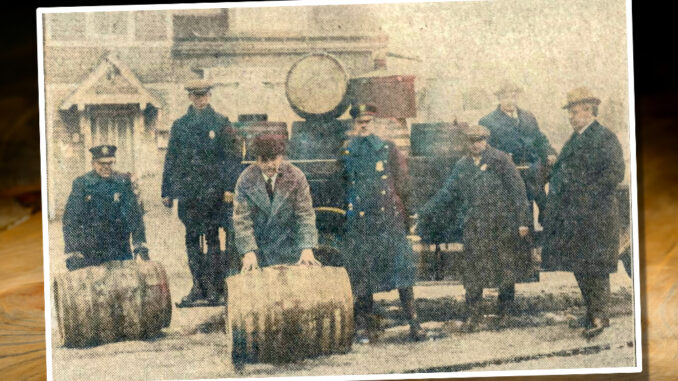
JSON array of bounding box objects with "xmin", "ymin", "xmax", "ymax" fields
[{"xmin": 37, "ymin": 0, "xmax": 642, "ymax": 379}]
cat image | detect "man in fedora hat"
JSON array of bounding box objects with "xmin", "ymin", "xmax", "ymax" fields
[
  {"xmin": 233, "ymin": 134, "xmax": 320, "ymax": 270},
  {"xmin": 63, "ymin": 145, "xmax": 148, "ymax": 270},
  {"xmin": 541, "ymin": 87, "xmax": 625, "ymax": 338},
  {"xmin": 340, "ymin": 103, "xmax": 426, "ymax": 343},
  {"xmin": 419, "ymin": 125, "xmax": 531, "ymax": 332},
  {"xmin": 162, "ymin": 79, "xmax": 244, "ymax": 306},
  {"xmin": 479, "ymin": 81, "xmax": 556, "ymax": 227}
]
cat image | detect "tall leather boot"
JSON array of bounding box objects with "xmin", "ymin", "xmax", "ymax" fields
[
  {"xmin": 178, "ymin": 246, "xmax": 205, "ymax": 307},
  {"xmin": 204, "ymin": 228, "xmax": 225, "ymax": 306},
  {"xmin": 399, "ymin": 287, "xmax": 427, "ymax": 341}
]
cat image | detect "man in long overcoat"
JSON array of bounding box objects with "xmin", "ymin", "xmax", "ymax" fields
[
  {"xmin": 162, "ymin": 80, "xmax": 244, "ymax": 306},
  {"xmin": 63, "ymin": 145, "xmax": 148, "ymax": 270},
  {"xmin": 340, "ymin": 104, "xmax": 425, "ymax": 343},
  {"xmin": 233, "ymin": 134, "xmax": 320, "ymax": 270},
  {"xmin": 542, "ymin": 87, "xmax": 625, "ymax": 338},
  {"xmin": 418, "ymin": 125, "xmax": 531, "ymax": 331},
  {"xmin": 479, "ymin": 81, "xmax": 556, "ymax": 225}
]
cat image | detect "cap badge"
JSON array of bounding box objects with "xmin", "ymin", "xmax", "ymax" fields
[
  {"xmin": 101, "ymin": 146, "xmax": 109, "ymax": 155},
  {"xmin": 375, "ymin": 161, "xmax": 384, "ymax": 172}
]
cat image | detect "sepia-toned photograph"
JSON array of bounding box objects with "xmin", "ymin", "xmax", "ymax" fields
[{"xmin": 38, "ymin": 0, "xmax": 640, "ymax": 379}]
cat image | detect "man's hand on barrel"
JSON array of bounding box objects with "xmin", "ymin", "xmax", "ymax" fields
[
  {"xmin": 241, "ymin": 251, "xmax": 259, "ymax": 272},
  {"xmin": 162, "ymin": 197, "xmax": 173, "ymax": 208},
  {"xmin": 65, "ymin": 252, "xmax": 86, "ymax": 271},
  {"xmin": 297, "ymin": 249, "xmax": 321, "ymax": 266},
  {"xmin": 223, "ymin": 191, "xmax": 234, "ymax": 203},
  {"xmin": 133, "ymin": 244, "xmax": 150, "ymax": 261}
]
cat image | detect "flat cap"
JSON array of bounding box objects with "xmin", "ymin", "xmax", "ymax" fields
[
  {"xmin": 494, "ymin": 81, "xmax": 523, "ymax": 96},
  {"xmin": 349, "ymin": 103, "xmax": 377, "ymax": 119},
  {"xmin": 184, "ymin": 79, "xmax": 212, "ymax": 95},
  {"xmin": 89, "ymin": 145, "xmax": 117, "ymax": 161},
  {"xmin": 251, "ymin": 134, "xmax": 287, "ymax": 159},
  {"xmin": 464, "ymin": 125, "xmax": 490, "ymax": 139},
  {"xmin": 562, "ymin": 87, "xmax": 601, "ymax": 109}
]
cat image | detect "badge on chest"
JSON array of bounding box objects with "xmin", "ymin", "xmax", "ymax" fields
[
  {"xmin": 209, "ymin": 130, "xmax": 216, "ymax": 140},
  {"xmin": 375, "ymin": 161, "xmax": 384, "ymax": 172}
]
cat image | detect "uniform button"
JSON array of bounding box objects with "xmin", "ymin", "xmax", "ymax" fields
[
  {"xmin": 359, "ymin": 211, "xmax": 365, "ymax": 217},
  {"xmin": 352, "ymin": 181, "xmax": 356, "ymax": 185},
  {"xmin": 380, "ymin": 207, "xmax": 385, "ymax": 212},
  {"xmin": 348, "ymin": 203, "xmax": 353, "ymax": 210},
  {"xmin": 356, "ymin": 196, "xmax": 360, "ymax": 201}
]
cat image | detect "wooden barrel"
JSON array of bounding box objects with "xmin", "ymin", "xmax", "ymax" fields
[
  {"xmin": 53, "ymin": 260, "xmax": 172, "ymax": 348},
  {"xmin": 226, "ymin": 265, "xmax": 353, "ymax": 364},
  {"xmin": 285, "ymin": 53, "xmax": 350, "ymax": 120}
]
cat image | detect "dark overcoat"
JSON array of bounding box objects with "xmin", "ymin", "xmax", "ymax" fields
[
  {"xmin": 233, "ymin": 161, "xmax": 318, "ymax": 266},
  {"xmin": 63, "ymin": 170, "xmax": 146, "ymax": 263},
  {"xmin": 479, "ymin": 106, "xmax": 555, "ymax": 202},
  {"xmin": 340, "ymin": 135, "xmax": 417, "ymax": 295},
  {"xmin": 541, "ymin": 121, "xmax": 625, "ymax": 275},
  {"xmin": 161, "ymin": 105, "xmax": 243, "ymax": 228},
  {"xmin": 418, "ymin": 146, "xmax": 531, "ymax": 288}
]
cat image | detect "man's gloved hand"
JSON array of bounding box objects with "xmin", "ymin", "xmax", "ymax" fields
[{"xmin": 133, "ymin": 244, "xmax": 150, "ymax": 261}]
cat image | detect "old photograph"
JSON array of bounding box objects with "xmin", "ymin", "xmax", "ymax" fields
[{"xmin": 38, "ymin": 0, "xmax": 640, "ymax": 379}]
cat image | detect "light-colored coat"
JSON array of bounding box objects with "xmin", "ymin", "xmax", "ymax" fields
[{"xmin": 233, "ymin": 161, "xmax": 318, "ymax": 266}]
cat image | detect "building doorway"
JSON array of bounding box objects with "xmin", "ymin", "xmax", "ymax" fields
[{"xmin": 89, "ymin": 105, "xmax": 136, "ymax": 174}]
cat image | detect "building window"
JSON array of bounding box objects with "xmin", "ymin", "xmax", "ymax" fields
[
  {"xmin": 47, "ymin": 13, "xmax": 86, "ymax": 41},
  {"xmin": 173, "ymin": 9, "xmax": 229, "ymax": 39},
  {"xmin": 90, "ymin": 12, "xmax": 128, "ymax": 38}
]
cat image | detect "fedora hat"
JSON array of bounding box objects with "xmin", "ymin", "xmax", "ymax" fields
[
  {"xmin": 494, "ymin": 81, "xmax": 523, "ymax": 97},
  {"xmin": 562, "ymin": 87, "xmax": 601, "ymax": 109}
]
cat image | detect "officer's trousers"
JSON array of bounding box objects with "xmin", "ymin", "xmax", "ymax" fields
[{"xmin": 185, "ymin": 224, "xmax": 235, "ymax": 295}]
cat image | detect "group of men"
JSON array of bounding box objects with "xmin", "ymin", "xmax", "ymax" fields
[
  {"xmin": 419, "ymin": 83, "xmax": 625, "ymax": 338},
  {"xmin": 62, "ymin": 79, "xmax": 625, "ymax": 343}
]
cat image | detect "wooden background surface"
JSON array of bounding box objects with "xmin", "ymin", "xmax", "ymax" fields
[{"xmin": 1, "ymin": 2, "xmax": 677, "ymax": 380}]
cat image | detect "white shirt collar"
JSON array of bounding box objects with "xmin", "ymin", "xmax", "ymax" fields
[
  {"xmin": 578, "ymin": 120, "xmax": 596, "ymax": 135},
  {"xmin": 262, "ymin": 172, "xmax": 278, "ymax": 190},
  {"xmin": 501, "ymin": 108, "xmax": 518, "ymax": 119}
]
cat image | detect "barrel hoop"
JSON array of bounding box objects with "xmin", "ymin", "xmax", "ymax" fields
[
  {"xmin": 137, "ymin": 262, "xmax": 149, "ymax": 338},
  {"xmin": 151, "ymin": 262, "xmax": 173, "ymax": 328}
]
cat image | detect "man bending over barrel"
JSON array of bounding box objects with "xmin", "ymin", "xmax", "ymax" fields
[
  {"xmin": 233, "ymin": 134, "xmax": 320, "ymax": 270},
  {"xmin": 63, "ymin": 145, "xmax": 148, "ymax": 271}
]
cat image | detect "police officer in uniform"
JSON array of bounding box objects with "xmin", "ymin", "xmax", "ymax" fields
[
  {"xmin": 63, "ymin": 145, "xmax": 148, "ymax": 271},
  {"xmin": 162, "ymin": 80, "xmax": 244, "ymax": 306},
  {"xmin": 341, "ymin": 104, "xmax": 426, "ymax": 343}
]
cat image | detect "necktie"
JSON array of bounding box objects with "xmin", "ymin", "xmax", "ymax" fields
[{"xmin": 266, "ymin": 178, "xmax": 274, "ymax": 201}]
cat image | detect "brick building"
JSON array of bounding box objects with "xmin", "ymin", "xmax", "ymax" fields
[{"xmin": 43, "ymin": 7, "xmax": 389, "ymax": 218}]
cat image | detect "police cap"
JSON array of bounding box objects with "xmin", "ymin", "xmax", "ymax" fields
[
  {"xmin": 184, "ymin": 79, "xmax": 212, "ymax": 95},
  {"xmin": 90, "ymin": 145, "xmax": 117, "ymax": 162},
  {"xmin": 349, "ymin": 103, "xmax": 377, "ymax": 119}
]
